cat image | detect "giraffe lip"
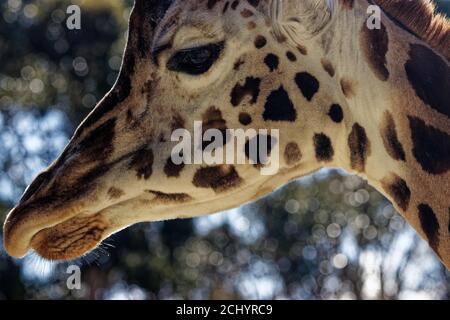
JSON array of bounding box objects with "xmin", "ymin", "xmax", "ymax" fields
[
  {"xmin": 3, "ymin": 205, "xmax": 108, "ymax": 260},
  {"xmin": 2, "ymin": 198, "xmax": 104, "ymax": 260},
  {"xmin": 3, "ymin": 204, "xmax": 80, "ymax": 259},
  {"xmin": 29, "ymin": 213, "xmax": 109, "ymax": 261}
]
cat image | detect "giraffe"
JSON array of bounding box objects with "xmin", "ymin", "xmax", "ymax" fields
[{"xmin": 2, "ymin": 0, "xmax": 450, "ymax": 270}]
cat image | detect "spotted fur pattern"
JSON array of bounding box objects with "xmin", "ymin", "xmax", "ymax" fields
[{"xmin": 3, "ymin": 0, "xmax": 450, "ymax": 270}]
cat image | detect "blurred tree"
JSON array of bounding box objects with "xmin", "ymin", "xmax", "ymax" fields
[{"xmin": 0, "ymin": 0, "xmax": 449, "ymax": 300}]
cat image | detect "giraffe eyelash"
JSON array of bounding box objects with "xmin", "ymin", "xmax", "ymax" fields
[{"xmin": 166, "ymin": 41, "xmax": 225, "ymax": 75}]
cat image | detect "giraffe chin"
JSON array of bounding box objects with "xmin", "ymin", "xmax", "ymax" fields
[{"xmin": 29, "ymin": 213, "xmax": 109, "ymax": 261}]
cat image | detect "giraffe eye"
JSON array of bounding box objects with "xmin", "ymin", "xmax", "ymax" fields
[{"xmin": 167, "ymin": 42, "xmax": 224, "ymax": 75}]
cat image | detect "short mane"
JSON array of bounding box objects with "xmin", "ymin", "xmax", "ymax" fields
[{"xmin": 375, "ymin": 0, "xmax": 450, "ymax": 59}]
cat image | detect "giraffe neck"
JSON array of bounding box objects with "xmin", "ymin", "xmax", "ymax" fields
[{"xmin": 325, "ymin": 1, "xmax": 450, "ymax": 265}]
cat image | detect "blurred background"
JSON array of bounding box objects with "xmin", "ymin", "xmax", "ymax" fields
[{"xmin": 0, "ymin": 0, "xmax": 449, "ymax": 300}]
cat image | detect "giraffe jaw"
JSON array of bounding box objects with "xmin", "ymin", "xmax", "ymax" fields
[{"xmin": 4, "ymin": 190, "xmax": 185, "ymax": 261}]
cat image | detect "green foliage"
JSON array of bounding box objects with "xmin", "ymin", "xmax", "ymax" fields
[{"xmin": 0, "ymin": 0, "xmax": 128, "ymax": 124}]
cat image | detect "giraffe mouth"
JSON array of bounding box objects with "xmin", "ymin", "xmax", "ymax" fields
[
  {"xmin": 2, "ymin": 197, "xmax": 114, "ymax": 261},
  {"xmin": 29, "ymin": 213, "xmax": 109, "ymax": 261}
]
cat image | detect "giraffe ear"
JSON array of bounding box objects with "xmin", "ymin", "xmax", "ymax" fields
[{"xmin": 269, "ymin": 0, "xmax": 336, "ymax": 40}]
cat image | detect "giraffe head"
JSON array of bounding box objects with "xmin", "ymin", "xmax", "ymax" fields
[
  {"xmin": 3, "ymin": 0, "xmax": 345, "ymax": 260},
  {"xmin": 3, "ymin": 0, "xmax": 450, "ymax": 268}
]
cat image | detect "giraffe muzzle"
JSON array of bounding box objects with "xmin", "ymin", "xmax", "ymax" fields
[
  {"xmin": 3, "ymin": 200, "xmax": 86, "ymax": 259},
  {"xmin": 2, "ymin": 164, "xmax": 115, "ymax": 260},
  {"xmin": 3, "ymin": 195, "xmax": 115, "ymax": 260}
]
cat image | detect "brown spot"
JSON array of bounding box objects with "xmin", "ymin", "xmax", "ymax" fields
[
  {"xmin": 314, "ymin": 133, "xmax": 334, "ymax": 162},
  {"xmin": 107, "ymin": 187, "xmax": 125, "ymax": 200},
  {"xmin": 380, "ymin": 111, "xmax": 406, "ymax": 161},
  {"xmin": 321, "ymin": 58, "xmax": 335, "ymax": 77},
  {"xmin": 142, "ymin": 79, "xmax": 155, "ymax": 102},
  {"xmin": 276, "ymin": 33, "xmax": 287, "ymax": 44},
  {"xmin": 230, "ymin": 77, "xmax": 261, "ymax": 106},
  {"xmin": 328, "ymin": 104, "xmax": 344, "ymax": 123},
  {"xmin": 203, "ymin": 107, "xmax": 227, "ymax": 131},
  {"xmin": 255, "ymin": 35, "xmax": 267, "ymax": 49},
  {"xmin": 340, "ymin": 0, "xmax": 354, "ymax": 9},
  {"xmin": 297, "ymin": 45, "xmax": 308, "ymax": 55},
  {"xmin": 202, "ymin": 107, "xmax": 228, "ymax": 148},
  {"xmin": 263, "ymin": 86, "xmax": 297, "ymax": 122},
  {"xmin": 77, "ymin": 117, "xmax": 116, "ymax": 163},
  {"xmin": 207, "ymin": 0, "xmax": 220, "ymax": 9},
  {"xmin": 223, "ymin": 1, "xmax": 230, "ymax": 13},
  {"xmin": 418, "ymin": 203, "xmax": 440, "ymax": 252},
  {"xmin": 234, "ymin": 58, "xmax": 245, "ymax": 70},
  {"xmin": 247, "ymin": 0, "xmax": 260, "ymax": 7},
  {"xmin": 126, "ymin": 109, "xmax": 133, "ymax": 122},
  {"xmin": 348, "ymin": 123, "xmax": 371, "ymax": 172},
  {"xmin": 408, "ymin": 116, "xmax": 450, "ymax": 174},
  {"xmin": 360, "ymin": 22, "xmax": 389, "ymax": 81},
  {"xmin": 239, "ymin": 112, "xmax": 252, "ymax": 125},
  {"xmin": 264, "ymin": 53, "xmax": 279, "ymax": 72},
  {"xmin": 247, "ymin": 21, "xmax": 257, "ymax": 30},
  {"xmin": 405, "ymin": 44, "xmax": 450, "ymax": 119},
  {"xmin": 381, "ymin": 174, "xmax": 411, "ymax": 211},
  {"xmin": 193, "ymin": 165, "xmax": 242, "ymax": 193},
  {"xmin": 129, "ymin": 147, "xmax": 154, "ymax": 180},
  {"xmin": 286, "ymin": 51, "xmax": 297, "ymax": 62},
  {"xmin": 295, "ymin": 72, "xmax": 320, "ymax": 101},
  {"xmin": 73, "ymin": 165, "xmax": 110, "ymax": 199},
  {"xmin": 171, "ymin": 113, "xmax": 185, "ymax": 131},
  {"xmin": 146, "ymin": 190, "xmax": 192, "ymax": 203},
  {"xmin": 164, "ymin": 157, "xmax": 185, "ymax": 178},
  {"xmin": 244, "ymin": 134, "xmax": 277, "ymax": 166},
  {"xmin": 284, "ymin": 142, "xmax": 302, "ymax": 166},
  {"xmin": 241, "ymin": 9, "xmax": 254, "ymax": 17},
  {"xmin": 321, "ymin": 30, "xmax": 334, "ymax": 54},
  {"xmin": 340, "ymin": 78, "xmax": 356, "ymax": 98},
  {"xmin": 125, "ymin": 108, "xmax": 143, "ymax": 130}
]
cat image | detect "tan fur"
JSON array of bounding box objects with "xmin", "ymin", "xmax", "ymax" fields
[
  {"xmin": 2, "ymin": 0, "xmax": 450, "ymax": 272},
  {"xmin": 375, "ymin": 0, "xmax": 450, "ymax": 59}
]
